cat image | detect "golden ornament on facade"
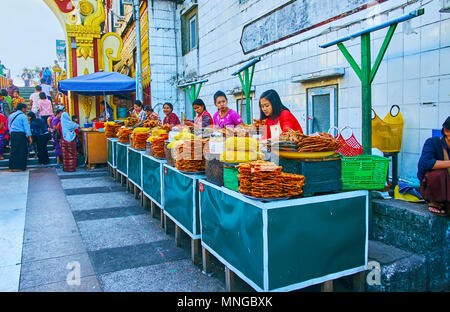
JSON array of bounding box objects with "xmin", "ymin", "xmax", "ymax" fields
[
  {"xmin": 79, "ymin": 0, "xmax": 94, "ymax": 16},
  {"xmin": 77, "ymin": 46, "xmax": 95, "ymax": 59}
]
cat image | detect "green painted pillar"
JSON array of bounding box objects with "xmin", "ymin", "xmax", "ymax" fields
[{"xmin": 361, "ymin": 33, "xmax": 372, "ymax": 156}]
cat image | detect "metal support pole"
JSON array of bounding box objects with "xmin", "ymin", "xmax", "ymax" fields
[
  {"xmin": 361, "ymin": 33, "xmax": 372, "ymax": 156},
  {"xmin": 233, "ymin": 58, "xmax": 260, "ymax": 125},
  {"xmin": 134, "ymin": 0, "xmax": 143, "ymax": 102}
]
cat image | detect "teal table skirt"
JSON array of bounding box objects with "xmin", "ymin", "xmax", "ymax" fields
[
  {"xmin": 163, "ymin": 165, "xmax": 205, "ymax": 239},
  {"xmin": 107, "ymin": 138, "xmax": 118, "ymax": 168},
  {"xmin": 127, "ymin": 147, "xmax": 144, "ymax": 189},
  {"xmin": 113, "ymin": 139, "xmax": 118, "ymax": 168},
  {"xmin": 117, "ymin": 142, "xmax": 129, "ymax": 176},
  {"xmin": 142, "ymin": 155, "xmax": 166, "ymax": 208},
  {"xmin": 199, "ymin": 179, "xmax": 368, "ymax": 292}
]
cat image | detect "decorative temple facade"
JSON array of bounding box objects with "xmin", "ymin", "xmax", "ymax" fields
[{"xmin": 43, "ymin": 0, "xmax": 124, "ymax": 122}]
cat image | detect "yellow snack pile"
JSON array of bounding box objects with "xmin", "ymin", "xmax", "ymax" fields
[
  {"xmin": 225, "ymin": 137, "xmax": 259, "ymax": 152},
  {"xmin": 220, "ymin": 151, "xmax": 259, "ymax": 163}
]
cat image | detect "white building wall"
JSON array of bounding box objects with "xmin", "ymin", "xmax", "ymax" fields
[
  {"xmin": 149, "ymin": 0, "xmax": 450, "ymax": 182},
  {"xmin": 147, "ymin": 0, "xmax": 184, "ymax": 117}
]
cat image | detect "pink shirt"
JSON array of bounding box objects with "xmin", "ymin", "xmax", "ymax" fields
[
  {"xmin": 213, "ymin": 109, "xmax": 243, "ymax": 128},
  {"xmin": 38, "ymin": 99, "xmax": 53, "ymax": 116}
]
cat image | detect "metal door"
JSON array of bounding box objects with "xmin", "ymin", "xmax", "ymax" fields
[{"xmin": 307, "ymin": 85, "xmax": 338, "ymax": 134}]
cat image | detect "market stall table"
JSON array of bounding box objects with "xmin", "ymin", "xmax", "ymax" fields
[
  {"xmin": 142, "ymin": 154, "xmax": 166, "ymax": 224},
  {"xmin": 116, "ymin": 142, "xmax": 129, "ymax": 187},
  {"xmin": 127, "ymin": 146, "xmax": 145, "ymax": 199},
  {"xmin": 163, "ymin": 164, "xmax": 205, "ymax": 264},
  {"xmin": 198, "ymin": 179, "xmax": 369, "ymax": 292},
  {"xmin": 107, "ymin": 138, "xmax": 118, "ymax": 178},
  {"xmin": 107, "ymin": 138, "xmax": 118, "ymax": 168},
  {"xmin": 81, "ymin": 130, "xmax": 107, "ymax": 169}
]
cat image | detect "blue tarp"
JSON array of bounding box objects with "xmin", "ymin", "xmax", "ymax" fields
[{"xmin": 58, "ymin": 71, "xmax": 136, "ymax": 96}]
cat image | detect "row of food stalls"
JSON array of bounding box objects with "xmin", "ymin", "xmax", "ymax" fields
[
  {"xmin": 47, "ymin": 0, "xmax": 421, "ymax": 292},
  {"xmin": 102, "ymin": 118, "xmax": 386, "ymax": 292}
]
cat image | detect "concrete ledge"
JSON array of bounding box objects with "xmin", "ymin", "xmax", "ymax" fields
[
  {"xmin": 367, "ymin": 240, "xmax": 427, "ymax": 292},
  {"xmin": 371, "ymin": 199, "xmax": 450, "ymax": 291}
]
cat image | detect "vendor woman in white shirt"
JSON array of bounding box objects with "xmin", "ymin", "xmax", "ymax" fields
[{"xmin": 131, "ymin": 100, "xmax": 146, "ymax": 122}]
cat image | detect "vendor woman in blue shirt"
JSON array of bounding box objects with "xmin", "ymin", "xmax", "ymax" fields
[
  {"xmin": 8, "ymin": 103, "xmax": 32, "ymax": 171},
  {"xmin": 417, "ymin": 116, "xmax": 450, "ymax": 216}
]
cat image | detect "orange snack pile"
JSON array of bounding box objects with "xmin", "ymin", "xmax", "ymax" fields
[
  {"xmin": 237, "ymin": 161, "xmax": 305, "ymax": 198},
  {"xmin": 118, "ymin": 128, "xmax": 132, "ymax": 143}
]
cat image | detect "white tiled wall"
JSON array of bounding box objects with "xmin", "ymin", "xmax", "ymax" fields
[{"xmin": 147, "ymin": 0, "xmax": 449, "ymax": 181}]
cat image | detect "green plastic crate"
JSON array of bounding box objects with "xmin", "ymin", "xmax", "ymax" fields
[
  {"xmin": 223, "ymin": 164, "xmax": 239, "ymax": 192},
  {"xmin": 341, "ymin": 155, "xmax": 390, "ymax": 190}
]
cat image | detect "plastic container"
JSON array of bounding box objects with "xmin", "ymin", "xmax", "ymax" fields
[
  {"xmin": 84, "ymin": 123, "xmax": 93, "ymax": 128},
  {"xmin": 341, "ymin": 155, "xmax": 390, "ymax": 190},
  {"xmin": 223, "ymin": 164, "xmax": 239, "ymax": 192},
  {"xmin": 164, "ymin": 141, "xmax": 176, "ymax": 167},
  {"xmin": 94, "ymin": 121, "xmax": 105, "ymax": 129},
  {"xmin": 205, "ymin": 152, "xmax": 224, "ymax": 186}
]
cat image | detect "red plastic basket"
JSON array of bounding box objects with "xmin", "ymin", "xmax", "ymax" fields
[{"xmin": 329, "ymin": 126, "xmax": 363, "ymax": 157}]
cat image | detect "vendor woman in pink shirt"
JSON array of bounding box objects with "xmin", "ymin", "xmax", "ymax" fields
[
  {"xmin": 212, "ymin": 91, "xmax": 244, "ymax": 128},
  {"xmin": 38, "ymin": 92, "xmax": 54, "ymax": 128}
]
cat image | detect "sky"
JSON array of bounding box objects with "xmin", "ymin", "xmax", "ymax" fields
[{"xmin": 0, "ymin": 0, "xmax": 65, "ymax": 87}]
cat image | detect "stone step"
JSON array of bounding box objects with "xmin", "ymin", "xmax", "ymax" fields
[
  {"xmin": 3, "ymin": 144, "xmax": 55, "ymax": 153},
  {"xmin": 364, "ymin": 240, "xmax": 428, "ymax": 292},
  {"xmin": 371, "ymin": 199, "xmax": 450, "ymax": 291},
  {"xmin": 0, "ymin": 156, "xmax": 57, "ymax": 168},
  {"xmin": 2, "ymin": 150, "xmax": 56, "ymax": 160}
]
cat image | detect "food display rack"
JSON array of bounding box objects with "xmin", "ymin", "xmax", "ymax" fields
[
  {"xmin": 107, "ymin": 138, "xmax": 117, "ymax": 168},
  {"xmin": 116, "ymin": 142, "xmax": 129, "ymax": 177},
  {"xmin": 198, "ymin": 179, "xmax": 368, "ymax": 292},
  {"xmin": 127, "ymin": 147, "xmax": 145, "ymax": 190},
  {"xmin": 107, "ymin": 141, "xmax": 369, "ymax": 292},
  {"xmin": 142, "ymin": 154, "xmax": 166, "ymax": 209},
  {"xmin": 163, "ymin": 164, "xmax": 206, "ymax": 263}
]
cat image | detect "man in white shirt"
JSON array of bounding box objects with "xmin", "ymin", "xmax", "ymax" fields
[
  {"xmin": 29, "ymin": 85, "xmax": 42, "ymax": 118},
  {"xmin": 40, "ymin": 78, "xmax": 54, "ymax": 103}
]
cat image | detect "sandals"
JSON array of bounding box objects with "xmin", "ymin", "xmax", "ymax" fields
[{"xmin": 428, "ymin": 203, "xmax": 447, "ymax": 217}]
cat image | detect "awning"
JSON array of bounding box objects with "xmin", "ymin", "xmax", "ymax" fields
[{"xmin": 58, "ymin": 71, "xmax": 136, "ymax": 96}]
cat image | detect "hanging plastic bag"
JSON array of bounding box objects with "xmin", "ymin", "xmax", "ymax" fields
[{"xmin": 372, "ymin": 105, "xmax": 404, "ymax": 153}]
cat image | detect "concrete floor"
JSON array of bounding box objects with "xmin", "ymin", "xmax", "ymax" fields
[
  {"xmin": 0, "ymin": 167, "xmax": 226, "ymax": 292},
  {"xmin": 0, "ymin": 167, "xmax": 353, "ymax": 292}
]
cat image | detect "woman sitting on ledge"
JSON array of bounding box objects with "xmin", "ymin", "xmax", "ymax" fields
[{"xmin": 417, "ymin": 116, "xmax": 450, "ymax": 216}]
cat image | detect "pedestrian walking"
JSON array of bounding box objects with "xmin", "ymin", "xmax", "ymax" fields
[
  {"xmin": 60, "ymin": 112, "xmax": 79, "ymax": 172},
  {"xmin": 50, "ymin": 108, "xmax": 63, "ymax": 167},
  {"xmin": 43, "ymin": 67, "xmax": 52, "ymax": 86},
  {"xmin": 27, "ymin": 112, "xmax": 49, "ymax": 165},
  {"xmin": 29, "ymin": 85, "xmax": 42, "ymax": 118},
  {"xmin": 6, "ymin": 79, "xmax": 19, "ymax": 97},
  {"xmin": 8, "ymin": 103, "xmax": 32, "ymax": 171},
  {"xmin": 0, "ymin": 92, "xmax": 11, "ymax": 118},
  {"xmin": 38, "ymin": 92, "xmax": 53, "ymax": 126},
  {"xmin": 0, "ymin": 111, "xmax": 6, "ymax": 160},
  {"xmin": 1, "ymin": 89, "xmax": 12, "ymax": 112},
  {"xmin": 0, "ymin": 60, "xmax": 7, "ymax": 77},
  {"xmin": 40, "ymin": 78, "xmax": 54, "ymax": 103},
  {"xmin": 12, "ymin": 90, "xmax": 25, "ymax": 110}
]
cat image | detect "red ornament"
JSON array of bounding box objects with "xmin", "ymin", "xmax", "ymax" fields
[{"xmin": 53, "ymin": 0, "xmax": 75, "ymax": 14}]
